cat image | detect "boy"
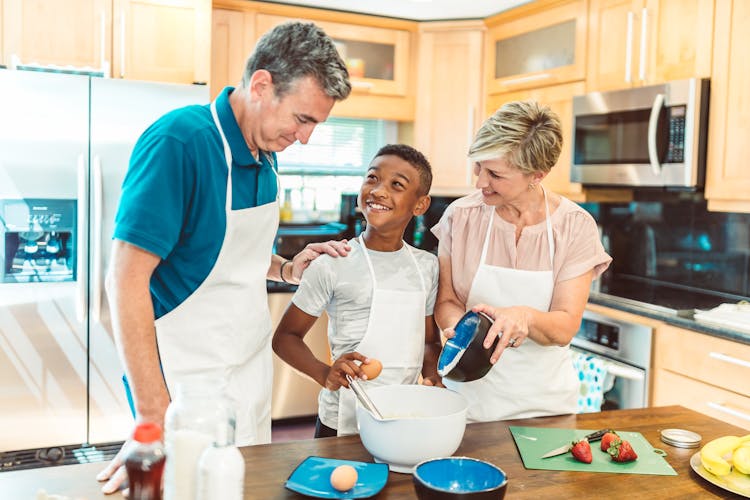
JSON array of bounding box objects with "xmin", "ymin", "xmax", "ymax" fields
[{"xmin": 272, "ymin": 144, "xmax": 443, "ymax": 437}]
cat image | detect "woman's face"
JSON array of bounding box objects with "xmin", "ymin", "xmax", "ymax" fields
[{"xmin": 474, "ymin": 157, "xmax": 533, "ymax": 205}]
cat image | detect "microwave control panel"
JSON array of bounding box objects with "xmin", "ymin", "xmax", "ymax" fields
[{"xmin": 665, "ymin": 105, "xmax": 687, "ymax": 163}]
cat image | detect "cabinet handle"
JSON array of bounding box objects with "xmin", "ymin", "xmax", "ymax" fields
[
  {"xmin": 625, "ymin": 11, "xmax": 634, "ymax": 83},
  {"xmin": 500, "ymin": 73, "xmax": 551, "ymax": 87},
  {"xmin": 707, "ymin": 402, "xmax": 750, "ymax": 422},
  {"xmin": 350, "ymin": 81, "xmax": 373, "ymax": 91},
  {"xmin": 639, "ymin": 8, "xmax": 648, "ymax": 82},
  {"xmin": 709, "ymin": 351, "xmax": 750, "ymax": 369},
  {"xmin": 120, "ymin": 10, "xmax": 126, "ymax": 78}
]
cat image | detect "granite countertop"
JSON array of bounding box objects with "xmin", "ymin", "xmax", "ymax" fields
[{"xmin": 589, "ymin": 292, "xmax": 750, "ymax": 346}]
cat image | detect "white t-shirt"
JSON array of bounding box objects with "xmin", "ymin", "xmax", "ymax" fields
[{"xmin": 291, "ymin": 238, "xmax": 439, "ymax": 429}]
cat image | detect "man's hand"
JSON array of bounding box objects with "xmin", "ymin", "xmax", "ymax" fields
[
  {"xmin": 97, "ymin": 440, "xmax": 131, "ymax": 495},
  {"xmin": 291, "ymin": 239, "xmax": 351, "ymax": 282}
]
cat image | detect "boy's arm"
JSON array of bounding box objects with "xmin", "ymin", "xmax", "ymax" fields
[
  {"xmin": 421, "ymin": 315, "xmax": 445, "ymax": 387},
  {"xmin": 272, "ymin": 304, "xmax": 330, "ymax": 387}
]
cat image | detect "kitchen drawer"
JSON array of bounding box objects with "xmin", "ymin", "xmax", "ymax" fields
[
  {"xmin": 654, "ymin": 324, "xmax": 750, "ymax": 398},
  {"xmin": 652, "ymin": 369, "xmax": 750, "ymax": 431}
]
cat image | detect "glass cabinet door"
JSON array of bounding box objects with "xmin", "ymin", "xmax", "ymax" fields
[
  {"xmin": 256, "ymin": 13, "xmax": 410, "ymax": 97},
  {"xmin": 486, "ymin": 0, "xmax": 586, "ymax": 94}
]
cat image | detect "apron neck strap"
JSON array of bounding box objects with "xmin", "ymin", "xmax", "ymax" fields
[
  {"xmin": 480, "ymin": 186, "xmax": 556, "ymax": 269},
  {"xmin": 359, "ymin": 235, "xmax": 426, "ymax": 291},
  {"xmin": 210, "ymin": 100, "xmax": 233, "ymax": 212}
]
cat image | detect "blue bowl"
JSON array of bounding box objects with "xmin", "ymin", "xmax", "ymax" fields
[
  {"xmin": 412, "ymin": 457, "xmax": 508, "ymax": 499},
  {"xmin": 437, "ymin": 311, "xmax": 498, "ymax": 382}
]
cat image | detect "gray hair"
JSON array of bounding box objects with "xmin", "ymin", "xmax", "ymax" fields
[
  {"xmin": 468, "ymin": 100, "xmax": 563, "ymax": 175},
  {"xmin": 241, "ymin": 21, "xmax": 351, "ymax": 101}
]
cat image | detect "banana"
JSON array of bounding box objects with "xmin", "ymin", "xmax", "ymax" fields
[
  {"xmin": 734, "ymin": 445, "xmax": 750, "ymax": 475},
  {"xmin": 701, "ymin": 434, "xmax": 750, "ymax": 476}
]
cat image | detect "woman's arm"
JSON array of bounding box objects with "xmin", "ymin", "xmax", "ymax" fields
[{"xmin": 434, "ymin": 254, "xmax": 467, "ymax": 334}]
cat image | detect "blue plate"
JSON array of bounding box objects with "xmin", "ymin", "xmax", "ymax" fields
[{"xmin": 285, "ymin": 456, "xmax": 389, "ymax": 499}]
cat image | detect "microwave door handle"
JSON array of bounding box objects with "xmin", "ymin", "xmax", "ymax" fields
[{"xmin": 647, "ymin": 93, "xmax": 665, "ymax": 177}]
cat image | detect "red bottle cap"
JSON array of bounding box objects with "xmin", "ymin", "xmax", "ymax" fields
[{"xmin": 132, "ymin": 422, "xmax": 163, "ymax": 443}]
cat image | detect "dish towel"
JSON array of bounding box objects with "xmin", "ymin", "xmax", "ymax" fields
[{"xmin": 572, "ymin": 351, "xmax": 610, "ymax": 413}]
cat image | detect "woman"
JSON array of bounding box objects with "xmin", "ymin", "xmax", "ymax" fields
[{"xmin": 432, "ymin": 100, "xmax": 611, "ymax": 422}]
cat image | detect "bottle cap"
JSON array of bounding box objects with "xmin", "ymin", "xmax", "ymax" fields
[
  {"xmin": 660, "ymin": 428, "xmax": 701, "ymax": 448},
  {"xmin": 133, "ymin": 422, "xmax": 163, "ymax": 443}
]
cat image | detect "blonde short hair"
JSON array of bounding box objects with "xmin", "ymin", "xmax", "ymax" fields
[{"xmin": 468, "ymin": 100, "xmax": 563, "ymax": 175}]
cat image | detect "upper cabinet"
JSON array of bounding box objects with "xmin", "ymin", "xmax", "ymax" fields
[
  {"xmin": 112, "ymin": 0, "xmax": 211, "ymax": 84},
  {"xmin": 484, "ymin": 0, "xmax": 587, "ymax": 95},
  {"xmin": 487, "ymin": 82, "xmax": 585, "ymax": 201},
  {"xmin": 587, "ymin": 0, "xmax": 714, "ymax": 92},
  {"xmin": 705, "ymin": 0, "xmax": 750, "ymax": 213},
  {"xmin": 2, "ymin": 0, "xmax": 112, "ymax": 71},
  {"xmin": 255, "ymin": 13, "xmax": 414, "ymax": 120},
  {"xmin": 211, "ymin": 8, "xmax": 255, "ymax": 99},
  {"xmin": 413, "ymin": 21, "xmax": 485, "ymax": 193},
  {"xmin": 1, "ymin": 0, "xmax": 210, "ymax": 85}
]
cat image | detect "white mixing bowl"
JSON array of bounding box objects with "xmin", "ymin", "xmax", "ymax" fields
[{"xmin": 356, "ymin": 384, "xmax": 468, "ymax": 473}]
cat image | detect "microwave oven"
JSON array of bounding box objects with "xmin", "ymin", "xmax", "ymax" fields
[{"xmin": 570, "ymin": 78, "xmax": 709, "ymax": 189}]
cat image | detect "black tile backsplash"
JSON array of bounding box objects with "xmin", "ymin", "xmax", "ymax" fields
[{"xmin": 581, "ymin": 192, "xmax": 750, "ymax": 311}]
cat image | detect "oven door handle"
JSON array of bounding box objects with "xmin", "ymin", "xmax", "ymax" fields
[
  {"xmin": 603, "ymin": 361, "xmax": 645, "ymax": 381},
  {"xmin": 647, "ymin": 92, "xmax": 665, "ymax": 177}
]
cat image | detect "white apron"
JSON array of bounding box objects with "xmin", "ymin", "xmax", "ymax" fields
[
  {"xmin": 336, "ymin": 237, "xmax": 427, "ymax": 435},
  {"xmin": 154, "ymin": 100, "xmax": 278, "ymax": 446},
  {"xmin": 444, "ymin": 187, "xmax": 577, "ymax": 422}
]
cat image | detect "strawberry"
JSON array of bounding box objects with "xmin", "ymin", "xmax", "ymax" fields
[
  {"xmin": 600, "ymin": 431, "xmax": 619, "ymax": 452},
  {"xmin": 571, "ymin": 438, "xmax": 593, "ymax": 463},
  {"xmin": 608, "ymin": 438, "xmax": 638, "ymax": 462}
]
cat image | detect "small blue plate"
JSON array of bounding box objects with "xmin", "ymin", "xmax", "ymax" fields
[{"xmin": 285, "ymin": 456, "xmax": 389, "ymax": 499}]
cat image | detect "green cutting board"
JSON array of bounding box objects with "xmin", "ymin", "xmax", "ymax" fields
[{"xmin": 509, "ymin": 426, "xmax": 677, "ymax": 475}]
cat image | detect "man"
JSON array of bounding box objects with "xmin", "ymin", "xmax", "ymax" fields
[{"xmin": 97, "ymin": 21, "xmax": 351, "ymax": 494}]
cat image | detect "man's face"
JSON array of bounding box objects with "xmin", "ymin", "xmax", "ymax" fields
[{"xmin": 251, "ymin": 75, "xmax": 335, "ymax": 153}]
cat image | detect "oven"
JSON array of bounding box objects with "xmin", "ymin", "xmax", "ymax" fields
[{"xmin": 571, "ymin": 310, "xmax": 653, "ymax": 410}]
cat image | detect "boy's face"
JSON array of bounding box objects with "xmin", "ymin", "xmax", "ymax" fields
[{"xmin": 357, "ymin": 154, "xmax": 430, "ymax": 232}]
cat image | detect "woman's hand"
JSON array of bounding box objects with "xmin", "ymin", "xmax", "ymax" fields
[
  {"xmin": 441, "ymin": 326, "xmax": 456, "ymax": 340},
  {"xmin": 421, "ymin": 375, "xmax": 446, "ymax": 388},
  {"xmin": 324, "ymin": 352, "xmax": 368, "ymax": 391},
  {"xmin": 472, "ymin": 304, "xmax": 534, "ymax": 364}
]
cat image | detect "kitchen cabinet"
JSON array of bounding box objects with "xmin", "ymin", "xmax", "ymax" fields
[
  {"xmin": 268, "ymin": 292, "xmax": 330, "ymax": 420},
  {"xmin": 1, "ymin": 0, "xmax": 112, "ymax": 72},
  {"xmin": 254, "ymin": 12, "xmax": 416, "ymax": 121},
  {"xmin": 210, "ymin": 8, "xmax": 256, "ymax": 99},
  {"xmin": 586, "ymin": 0, "xmax": 714, "ymax": 92},
  {"xmin": 705, "ymin": 0, "xmax": 750, "ymax": 213},
  {"xmin": 484, "ymin": 0, "xmax": 587, "ymax": 95},
  {"xmin": 486, "ymin": 82, "xmax": 586, "ymax": 201},
  {"xmin": 652, "ymin": 324, "xmax": 750, "ymax": 430},
  {"xmin": 413, "ymin": 21, "xmax": 485, "ymax": 193},
  {"xmin": 112, "ymin": 0, "xmax": 211, "ymax": 84}
]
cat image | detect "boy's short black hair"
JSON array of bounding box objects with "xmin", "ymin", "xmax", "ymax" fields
[{"xmin": 373, "ymin": 144, "xmax": 432, "ymax": 196}]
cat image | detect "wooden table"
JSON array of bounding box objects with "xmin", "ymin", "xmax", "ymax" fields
[{"xmin": 1, "ymin": 406, "xmax": 746, "ymax": 499}]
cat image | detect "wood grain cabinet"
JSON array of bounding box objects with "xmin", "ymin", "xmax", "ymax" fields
[
  {"xmin": 2, "ymin": 0, "xmax": 112, "ymax": 72},
  {"xmin": 486, "ymin": 82, "xmax": 585, "ymax": 201},
  {"xmin": 586, "ymin": 0, "xmax": 714, "ymax": 92},
  {"xmin": 652, "ymin": 324, "xmax": 750, "ymax": 430},
  {"xmin": 484, "ymin": 0, "xmax": 587, "ymax": 95},
  {"xmin": 112, "ymin": 0, "xmax": 211, "ymax": 84},
  {"xmin": 413, "ymin": 21, "xmax": 485, "ymax": 193},
  {"xmin": 211, "ymin": 8, "xmax": 255, "ymax": 99},
  {"xmin": 705, "ymin": 0, "xmax": 750, "ymax": 213}
]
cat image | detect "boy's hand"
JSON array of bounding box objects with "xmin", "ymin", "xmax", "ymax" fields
[{"xmin": 325, "ymin": 352, "xmax": 368, "ymax": 390}]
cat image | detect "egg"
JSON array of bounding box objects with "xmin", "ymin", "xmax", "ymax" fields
[
  {"xmin": 330, "ymin": 464, "xmax": 358, "ymax": 491},
  {"xmin": 360, "ymin": 358, "xmax": 383, "ymax": 380}
]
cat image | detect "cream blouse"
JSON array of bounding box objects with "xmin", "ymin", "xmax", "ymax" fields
[{"xmin": 431, "ymin": 190, "xmax": 612, "ymax": 305}]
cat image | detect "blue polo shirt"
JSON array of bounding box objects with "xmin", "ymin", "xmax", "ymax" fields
[{"xmin": 113, "ymin": 87, "xmax": 278, "ymax": 318}]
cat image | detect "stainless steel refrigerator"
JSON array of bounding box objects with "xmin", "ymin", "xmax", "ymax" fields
[{"xmin": 0, "ymin": 69, "xmax": 209, "ymax": 453}]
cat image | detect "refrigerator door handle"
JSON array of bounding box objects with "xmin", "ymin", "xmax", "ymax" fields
[
  {"xmin": 92, "ymin": 155, "xmax": 104, "ymax": 323},
  {"xmin": 77, "ymin": 153, "xmax": 88, "ymax": 324}
]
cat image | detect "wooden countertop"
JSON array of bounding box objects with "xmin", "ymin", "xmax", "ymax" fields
[{"xmin": 1, "ymin": 406, "xmax": 745, "ymax": 499}]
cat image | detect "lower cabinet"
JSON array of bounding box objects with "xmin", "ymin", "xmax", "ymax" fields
[
  {"xmin": 268, "ymin": 292, "xmax": 330, "ymax": 421},
  {"xmin": 652, "ymin": 324, "xmax": 750, "ymax": 430}
]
